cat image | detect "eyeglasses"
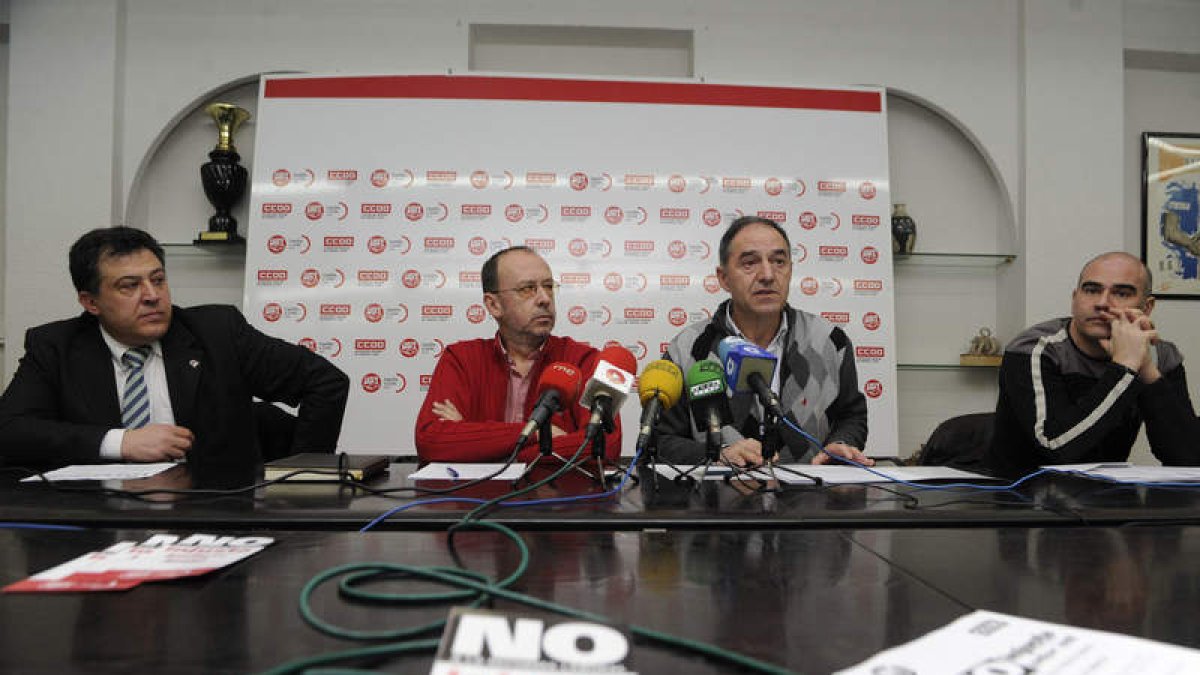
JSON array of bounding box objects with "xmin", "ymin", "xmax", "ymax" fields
[{"xmin": 491, "ymin": 280, "xmax": 560, "ymax": 299}]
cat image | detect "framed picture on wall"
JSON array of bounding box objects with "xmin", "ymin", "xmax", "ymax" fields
[{"xmin": 1142, "ymin": 131, "xmax": 1200, "ymax": 299}]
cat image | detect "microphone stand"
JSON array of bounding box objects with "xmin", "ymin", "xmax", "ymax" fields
[
  {"xmin": 691, "ymin": 427, "xmax": 724, "ymax": 485},
  {"xmin": 639, "ymin": 427, "xmax": 677, "ymax": 490},
  {"xmin": 575, "ymin": 398, "xmax": 615, "ymax": 490},
  {"xmin": 515, "ymin": 415, "xmax": 591, "ymax": 487},
  {"xmin": 759, "ymin": 410, "xmax": 783, "ymax": 484},
  {"xmin": 588, "ymin": 423, "xmax": 610, "ymax": 489},
  {"xmin": 768, "ymin": 413, "xmax": 825, "ymax": 487}
]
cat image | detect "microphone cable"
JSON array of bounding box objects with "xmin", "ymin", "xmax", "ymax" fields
[
  {"xmin": 780, "ymin": 416, "xmax": 1057, "ymax": 492},
  {"xmin": 267, "ymin": 437, "xmax": 795, "ymax": 675}
]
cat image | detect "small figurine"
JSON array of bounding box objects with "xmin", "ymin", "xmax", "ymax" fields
[{"xmin": 968, "ymin": 327, "xmax": 1001, "ymax": 356}]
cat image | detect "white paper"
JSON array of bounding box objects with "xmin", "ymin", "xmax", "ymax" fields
[
  {"xmin": 652, "ymin": 464, "xmax": 992, "ymax": 485},
  {"xmin": 1047, "ymin": 463, "xmax": 1200, "ymax": 483},
  {"xmin": 408, "ymin": 463, "xmax": 526, "ymax": 481},
  {"xmin": 20, "ymin": 462, "xmax": 177, "ymax": 483},
  {"xmin": 837, "ymin": 610, "xmax": 1200, "ymax": 674},
  {"xmin": 1042, "ymin": 462, "xmax": 1132, "ymax": 472}
]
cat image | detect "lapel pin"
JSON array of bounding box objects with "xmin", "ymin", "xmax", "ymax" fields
[{"xmin": 189, "ymin": 360, "xmax": 200, "ymax": 369}]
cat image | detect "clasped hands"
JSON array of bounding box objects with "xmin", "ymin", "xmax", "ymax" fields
[
  {"xmin": 1099, "ymin": 308, "xmax": 1160, "ymax": 383},
  {"xmin": 720, "ymin": 438, "xmax": 873, "ymax": 468}
]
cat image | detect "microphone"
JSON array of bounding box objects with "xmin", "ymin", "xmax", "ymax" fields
[
  {"xmin": 718, "ymin": 336, "xmax": 784, "ymax": 419},
  {"xmin": 634, "ymin": 359, "xmax": 684, "ymax": 451},
  {"xmin": 579, "ymin": 346, "xmax": 637, "ymax": 438},
  {"xmin": 515, "ymin": 362, "xmax": 583, "ymax": 448},
  {"xmin": 685, "ymin": 360, "xmax": 732, "ymax": 458}
]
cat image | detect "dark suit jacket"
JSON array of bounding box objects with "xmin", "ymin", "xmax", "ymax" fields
[{"xmin": 0, "ymin": 304, "xmax": 349, "ymax": 469}]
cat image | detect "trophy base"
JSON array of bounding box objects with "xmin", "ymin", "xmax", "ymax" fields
[{"xmin": 194, "ymin": 231, "xmax": 245, "ymax": 245}]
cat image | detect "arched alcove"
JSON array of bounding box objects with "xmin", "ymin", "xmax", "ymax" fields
[
  {"xmin": 886, "ymin": 89, "xmax": 1017, "ymax": 253},
  {"xmin": 124, "ymin": 76, "xmax": 262, "ymax": 309},
  {"xmin": 886, "ymin": 88, "xmax": 1015, "ymax": 455}
]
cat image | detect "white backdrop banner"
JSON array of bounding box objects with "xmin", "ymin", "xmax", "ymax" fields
[{"xmin": 245, "ymin": 74, "xmax": 897, "ymax": 455}]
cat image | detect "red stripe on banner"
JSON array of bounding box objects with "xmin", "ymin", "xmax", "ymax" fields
[{"xmin": 263, "ymin": 75, "xmax": 882, "ymax": 113}]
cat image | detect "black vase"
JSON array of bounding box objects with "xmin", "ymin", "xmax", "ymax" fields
[
  {"xmin": 891, "ymin": 203, "xmax": 917, "ymax": 255},
  {"xmin": 199, "ymin": 149, "xmax": 248, "ymax": 243}
]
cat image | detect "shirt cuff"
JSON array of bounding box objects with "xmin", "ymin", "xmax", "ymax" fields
[{"xmin": 100, "ymin": 429, "xmax": 125, "ymax": 460}]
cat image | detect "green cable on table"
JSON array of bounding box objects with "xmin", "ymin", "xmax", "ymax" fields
[{"xmin": 265, "ymin": 442, "xmax": 796, "ymax": 675}]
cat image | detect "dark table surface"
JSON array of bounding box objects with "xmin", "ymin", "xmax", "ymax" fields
[
  {"xmin": 0, "ymin": 526, "xmax": 966, "ymax": 675},
  {"xmin": 4, "ymin": 525, "xmax": 1200, "ymax": 674},
  {"xmin": 847, "ymin": 525, "xmax": 1200, "ymax": 650},
  {"xmin": 8, "ymin": 461, "xmax": 1200, "ymax": 531}
]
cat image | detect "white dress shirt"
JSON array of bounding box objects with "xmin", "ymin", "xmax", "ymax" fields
[{"xmin": 98, "ymin": 326, "xmax": 176, "ymax": 460}]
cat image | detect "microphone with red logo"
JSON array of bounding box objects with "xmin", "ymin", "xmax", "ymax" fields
[
  {"xmin": 579, "ymin": 345, "xmax": 637, "ymax": 441},
  {"xmin": 515, "ymin": 362, "xmax": 583, "ymax": 449}
]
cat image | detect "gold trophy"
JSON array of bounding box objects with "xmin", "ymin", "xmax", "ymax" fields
[{"xmin": 197, "ymin": 103, "xmax": 251, "ymax": 244}]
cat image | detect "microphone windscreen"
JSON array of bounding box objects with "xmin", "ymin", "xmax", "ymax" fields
[
  {"xmin": 638, "ymin": 359, "xmax": 683, "ymax": 409},
  {"xmin": 595, "ymin": 345, "xmax": 637, "ymax": 377},
  {"xmin": 537, "ymin": 362, "xmax": 583, "ymax": 402},
  {"xmin": 685, "ymin": 360, "xmax": 726, "ymax": 398},
  {"xmin": 717, "ymin": 335, "xmax": 739, "ymax": 364},
  {"xmin": 719, "ymin": 336, "xmax": 777, "ymax": 394}
]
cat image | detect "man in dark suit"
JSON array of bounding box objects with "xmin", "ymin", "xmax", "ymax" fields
[{"xmin": 0, "ymin": 226, "xmax": 350, "ymax": 469}]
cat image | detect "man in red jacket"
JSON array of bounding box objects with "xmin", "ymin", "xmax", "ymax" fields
[{"xmin": 414, "ymin": 246, "xmax": 621, "ymax": 462}]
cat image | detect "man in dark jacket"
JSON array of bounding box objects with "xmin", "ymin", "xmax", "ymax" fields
[
  {"xmin": 0, "ymin": 226, "xmax": 349, "ymax": 469},
  {"xmin": 984, "ymin": 252, "xmax": 1198, "ymax": 478}
]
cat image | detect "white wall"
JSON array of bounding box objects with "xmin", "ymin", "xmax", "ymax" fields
[{"xmin": 5, "ymin": 0, "xmax": 1195, "ymax": 458}]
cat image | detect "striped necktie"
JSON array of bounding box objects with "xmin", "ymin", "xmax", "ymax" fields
[{"xmin": 121, "ymin": 346, "xmax": 153, "ymax": 429}]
